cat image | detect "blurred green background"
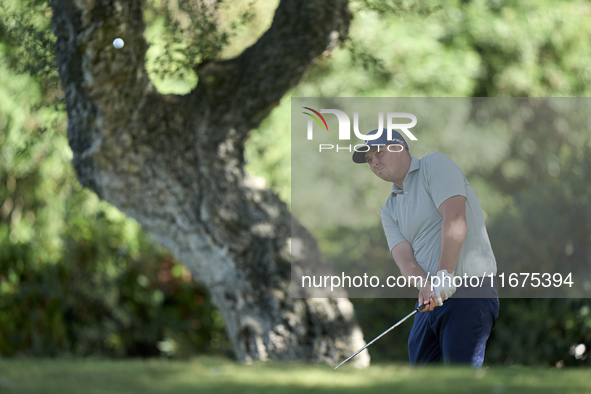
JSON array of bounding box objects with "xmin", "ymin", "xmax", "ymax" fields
[{"xmin": 1, "ymin": 0, "xmax": 590, "ymax": 370}]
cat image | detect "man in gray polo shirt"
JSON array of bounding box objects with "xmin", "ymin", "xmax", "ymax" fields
[{"xmin": 352, "ymin": 128, "xmax": 499, "ymax": 366}]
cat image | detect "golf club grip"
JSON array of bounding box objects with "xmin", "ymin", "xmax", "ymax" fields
[{"xmin": 417, "ymin": 303, "xmax": 426, "ymax": 312}]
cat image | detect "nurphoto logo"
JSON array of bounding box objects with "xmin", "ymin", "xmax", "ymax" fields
[{"xmin": 302, "ymin": 107, "xmax": 418, "ymax": 153}]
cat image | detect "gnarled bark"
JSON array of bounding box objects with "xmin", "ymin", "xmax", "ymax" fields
[{"xmin": 50, "ymin": 0, "xmax": 368, "ymax": 365}]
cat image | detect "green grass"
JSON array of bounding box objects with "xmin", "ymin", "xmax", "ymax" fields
[{"xmin": 0, "ymin": 356, "xmax": 588, "ymax": 394}]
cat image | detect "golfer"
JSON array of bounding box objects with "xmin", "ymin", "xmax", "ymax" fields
[{"xmin": 352, "ymin": 129, "xmax": 499, "ymax": 366}]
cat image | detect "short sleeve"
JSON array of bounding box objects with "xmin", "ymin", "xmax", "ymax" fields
[
  {"xmin": 424, "ymin": 153, "xmax": 467, "ymax": 209},
  {"xmin": 381, "ymin": 205, "xmax": 407, "ymax": 252}
]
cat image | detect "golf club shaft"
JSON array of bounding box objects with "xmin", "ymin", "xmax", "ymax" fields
[{"xmin": 334, "ymin": 303, "xmax": 426, "ymax": 370}]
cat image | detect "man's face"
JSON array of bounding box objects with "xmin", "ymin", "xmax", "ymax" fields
[{"xmin": 364, "ymin": 144, "xmax": 406, "ymax": 183}]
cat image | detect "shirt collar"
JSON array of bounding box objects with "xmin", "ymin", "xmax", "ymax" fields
[
  {"xmin": 408, "ymin": 156, "xmax": 420, "ymax": 174},
  {"xmin": 391, "ymin": 156, "xmax": 420, "ymax": 195}
]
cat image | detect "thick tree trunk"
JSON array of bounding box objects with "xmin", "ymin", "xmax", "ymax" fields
[{"xmin": 50, "ymin": 0, "xmax": 368, "ymax": 365}]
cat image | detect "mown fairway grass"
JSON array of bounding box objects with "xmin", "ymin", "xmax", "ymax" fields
[{"xmin": 0, "ymin": 356, "xmax": 588, "ymax": 394}]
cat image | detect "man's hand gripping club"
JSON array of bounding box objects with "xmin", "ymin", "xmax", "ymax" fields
[{"xmin": 418, "ymin": 269, "xmax": 456, "ymax": 312}]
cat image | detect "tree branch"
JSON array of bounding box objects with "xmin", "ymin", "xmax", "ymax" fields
[{"xmin": 194, "ymin": 0, "xmax": 351, "ymax": 142}]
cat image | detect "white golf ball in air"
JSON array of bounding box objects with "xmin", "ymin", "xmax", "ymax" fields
[{"xmin": 113, "ymin": 38, "xmax": 124, "ymax": 49}]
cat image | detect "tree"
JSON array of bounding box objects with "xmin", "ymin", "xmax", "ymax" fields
[{"xmin": 49, "ymin": 0, "xmax": 368, "ymax": 365}]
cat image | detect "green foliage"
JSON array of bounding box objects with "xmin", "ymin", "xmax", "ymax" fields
[
  {"xmin": 0, "ymin": 0, "xmax": 58, "ymax": 94},
  {"xmin": 352, "ymin": 0, "xmax": 444, "ymax": 17},
  {"xmin": 143, "ymin": 0, "xmax": 278, "ymax": 93},
  {"xmin": 244, "ymin": 99, "xmax": 291, "ymax": 206},
  {"xmin": 487, "ymin": 299, "xmax": 591, "ymax": 366},
  {"xmin": 482, "ymin": 147, "xmax": 591, "ymax": 365},
  {"xmin": 0, "ymin": 32, "xmax": 230, "ymax": 358},
  {"xmin": 0, "ymin": 189, "xmax": 230, "ymax": 358},
  {"xmin": 460, "ymin": 0, "xmax": 591, "ymax": 96},
  {"xmin": 488, "ymin": 145, "xmax": 591, "ymax": 282},
  {"xmin": 143, "ymin": 0, "xmax": 227, "ymax": 84},
  {"xmin": 293, "ymin": 0, "xmax": 591, "ymax": 98}
]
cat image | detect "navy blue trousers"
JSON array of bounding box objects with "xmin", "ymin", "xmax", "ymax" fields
[{"xmin": 408, "ymin": 298, "xmax": 499, "ymax": 367}]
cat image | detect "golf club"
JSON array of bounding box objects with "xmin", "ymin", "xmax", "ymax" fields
[{"xmin": 334, "ymin": 303, "xmax": 426, "ymax": 370}]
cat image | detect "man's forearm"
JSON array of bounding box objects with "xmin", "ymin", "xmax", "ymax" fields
[
  {"xmin": 390, "ymin": 241, "xmax": 431, "ymax": 289},
  {"xmin": 438, "ymin": 214, "xmax": 467, "ymax": 273},
  {"xmin": 397, "ymin": 259, "xmax": 430, "ymax": 288}
]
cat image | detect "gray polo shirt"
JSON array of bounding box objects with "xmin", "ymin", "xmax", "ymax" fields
[{"xmin": 380, "ymin": 153, "xmax": 497, "ymax": 278}]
